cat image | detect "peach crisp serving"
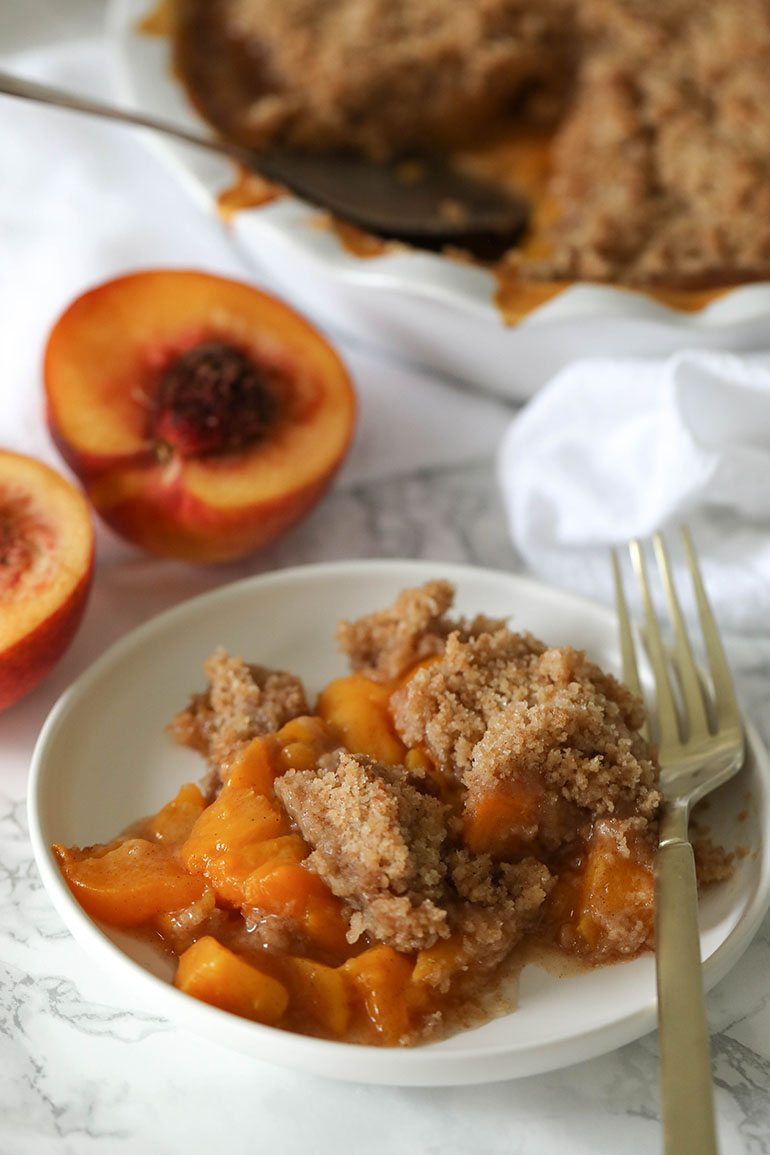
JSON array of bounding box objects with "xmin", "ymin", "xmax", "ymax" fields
[{"xmin": 53, "ymin": 581, "xmax": 729, "ymax": 1046}]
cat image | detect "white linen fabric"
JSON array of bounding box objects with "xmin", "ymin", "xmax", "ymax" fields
[{"xmin": 499, "ymin": 349, "xmax": 770, "ymax": 631}]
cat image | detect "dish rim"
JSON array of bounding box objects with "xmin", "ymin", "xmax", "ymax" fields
[{"xmin": 27, "ymin": 557, "xmax": 770, "ymax": 1085}]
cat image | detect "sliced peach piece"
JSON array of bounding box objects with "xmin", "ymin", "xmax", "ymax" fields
[
  {"xmin": 225, "ymin": 734, "xmax": 279, "ymax": 793},
  {"xmin": 225, "ymin": 715, "xmax": 338, "ymax": 791},
  {"xmin": 463, "ymin": 783, "xmax": 540, "ymax": 858},
  {"xmin": 181, "ymin": 784, "xmax": 290, "ymax": 905},
  {"xmin": 246, "ymin": 861, "xmax": 350, "ymax": 954},
  {"xmin": 342, "ymin": 946, "xmax": 414, "ymax": 1044},
  {"xmin": 317, "ymin": 672, "xmax": 407, "ymax": 765},
  {"xmin": 572, "ymin": 819, "xmax": 655, "ymax": 955},
  {"xmin": 57, "ymin": 837, "xmax": 207, "ymax": 926},
  {"xmin": 271, "ymin": 714, "xmax": 341, "ymax": 773},
  {"xmin": 281, "ymin": 956, "xmax": 351, "ymax": 1037},
  {"xmin": 0, "ymin": 451, "xmax": 93, "ymax": 710},
  {"xmin": 45, "ymin": 270, "xmax": 356, "ymax": 562},
  {"xmin": 176, "ymin": 935, "xmax": 288, "ymax": 1024},
  {"xmin": 149, "ymin": 782, "xmax": 208, "ymax": 845},
  {"xmin": 545, "ymin": 819, "xmax": 655, "ymax": 957},
  {"xmin": 234, "ymin": 836, "xmax": 311, "ymax": 905},
  {"xmin": 412, "ymin": 933, "xmax": 467, "ymax": 988}
]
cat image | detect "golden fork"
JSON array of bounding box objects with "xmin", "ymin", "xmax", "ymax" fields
[{"xmin": 612, "ymin": 528, "xmax": 745, "ymax": 1155}]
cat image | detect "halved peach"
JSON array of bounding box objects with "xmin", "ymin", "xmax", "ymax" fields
[
  {"xmin": 44, "ymin": 270, "xmax": 357, "ymax": 563},
  {"xmin": 0, "ymin": 451, "xmax": 94, "ymax": 710}
]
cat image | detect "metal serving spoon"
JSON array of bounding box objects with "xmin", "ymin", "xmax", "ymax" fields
[{"xmin": 0, "ymin": 70, "xmax": 529, "ymax": 245}]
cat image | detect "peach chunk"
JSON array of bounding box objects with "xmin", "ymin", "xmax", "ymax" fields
[
  {"xmin": 225, "ymin": 715, "xmax": 339, "ymax": 791},
  {"xmin": 55, "ymin": 837, "xmax": 207, "ymax": 926},
  {"xmin": 246, "ymin": 861, "xmax": 350, "ymax": 954},
  {"xmin": 181, "ymin": 784, "xmax": 290, "ymax": 905},
  {"xmin": 225, "ymin": 734, "xmax": 279, "ymax": 793},
  {"xmin": 568, "ymin": 819, "xmax": 655, "ymax": 957},
  {"xmin": 464, "ymin": 784, "xmax": 540, "ymax": 858},
  {"xmin": 45, "ymin": 270, "xmax": 357, "ymax": 563},
  {"xmin": 271, "ymin": 715, "xmax": 341, "ymax": 773},
  {"xmin": 281, "ymin": 956, "xmax": 351, "ymax": 1037},
  {"xmin": 342, "ymin": 946, "xmax": 414, "ymax": 1044},
  {"xmin": 149, "ymin": 782, "xmax": 207, "ymax": 845},
  {"xmin": 244, "ymin": 834, "xmax": 309, "ymax": 871},
  {"xmin": 316, "ymin": 673, "xmax": 407, "ymax": 765},
  {"xmin": 412, "ymin": 933, "xmax": 467, "ymax": 989},
  {"xmin": 0, "ymin": 451, "xmax": 93, "ymax": 711},
  {"xmin": 176, "ymin": 936, "xmax": 288, "ymax": 1024}
]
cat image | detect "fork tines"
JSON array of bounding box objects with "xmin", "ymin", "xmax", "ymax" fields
[{"xmin": 611, "ymin": 527, "xmax": 740, "ymax": 755}]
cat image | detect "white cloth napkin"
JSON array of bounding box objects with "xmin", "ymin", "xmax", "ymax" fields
[
  {"xmin": 0, "ymin": 36, "xmax": 510, "ymax": 504},
  {"xmin": 499, "ymin": 349, "xmax": 770, "ymax": 633}
]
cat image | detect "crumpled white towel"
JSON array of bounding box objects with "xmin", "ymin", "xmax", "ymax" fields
[{"xmin": 499, "ymin": 349, "xmax": 770, "ymax": 633}]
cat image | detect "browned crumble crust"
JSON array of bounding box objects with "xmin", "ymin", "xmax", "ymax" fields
[
  {"xmin": 466, "ymin": 644, "xmax": 660, "ymax": 824},
  {"xmin": 275, "ymin": 749, "xmax": 553, "ymax": 965},
  {"xmin": 392, "ymin": 628, "xmax": 550, "ymax": 779},
  {"xmin": 441, "ymin": 851, "xmax": 554, "ymax": 990},
  {"xmin": 337, "ymin": 578, "xmax": 506, "ymax": 685},
  {"xmin": 275, "ymin": 751, "xmax": 451, "ymax": 951},
  {"xmin": 176, "ymin": 0, "xmax": 770, "ymax": 288},
  {"xmin": 393, "ymin": 626, "xmax": 660, "ymax": 854},
  {"xmin": 170, "ymin": 646, "xmax": 308, "ymax": 777},
  {"xmin": 210, "ymin": 0, "xmax": 574, "ymax": 159},
  {"xmin": 523, "ymin": 0, "xmax": 770, "ymax": 286}
]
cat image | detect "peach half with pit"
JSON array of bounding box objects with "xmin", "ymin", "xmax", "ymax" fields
[
  {"xmin": 44, "ymin": 271, "xmax": 357, "ymax": 563},
  {"xmin": 0, "ymin": 451, "xmax": 94, "ymax": 711}
]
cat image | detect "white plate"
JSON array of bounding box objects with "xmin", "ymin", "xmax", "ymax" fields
[
  {"xmin": 107, "ymin": 0, "xmax": 770, "ymax": 401},
  {"xmin": 28, "ymin": 559, "xmax": 770, "ymax": 1086}
]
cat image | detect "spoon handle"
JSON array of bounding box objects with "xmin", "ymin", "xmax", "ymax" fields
[
  {"xmin": 0, "ymin": 69, "xmax": 279, "ymax": 179},
  {"xmin": 0, "ymin": 68, "xmax": 528, "ymax": 240}
]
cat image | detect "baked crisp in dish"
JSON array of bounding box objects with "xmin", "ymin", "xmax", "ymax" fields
[
  {"xmin": 180, "ymin": 0, "xmax": 573, "ymax": 159},
  {"xmin": 170, "ymin": 0, "xmax": 770, "ymax": 291},
  {"xmin": 53, "ymin": 582, "xmax": 729, "ymax": 1046}
]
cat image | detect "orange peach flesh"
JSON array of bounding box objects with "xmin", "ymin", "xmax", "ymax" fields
[
  {"xmin": 0, "ymin": 452, "xmax": 94, "ymax": 708},
  {"xmin": 44, "ymin": 271, "xmax": 356, "ymax": 487}
]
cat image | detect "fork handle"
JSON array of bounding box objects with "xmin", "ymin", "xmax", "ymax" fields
[{"xmin": 655, "ymin": 835, "xmax": 719, "ymax": 1154}]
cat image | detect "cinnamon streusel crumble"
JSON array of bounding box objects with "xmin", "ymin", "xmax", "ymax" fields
[{"xmin": 171, "ymin": 0, "xmax": 770, "ymax": 289}]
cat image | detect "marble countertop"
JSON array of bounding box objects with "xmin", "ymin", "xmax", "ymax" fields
[{"xmin": 2, "ymin": 460, "xmax": 769, "ymax": 1155}]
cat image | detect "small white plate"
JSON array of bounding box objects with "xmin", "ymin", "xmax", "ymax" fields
[
  {"xmin": 28, "ymin": 560, "xmax": 770, "ymax": 1086},
  {"xmin": 107, "ymin": 0, "xmax": 770, "ymax": 400}
]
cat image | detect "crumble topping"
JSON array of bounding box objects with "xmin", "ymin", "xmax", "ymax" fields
[
  {"xmin": 337, "ymin": 578, "xmax": 505, "ymax": 684},
  {"xmin": 391, "ymin": 627, "xmax": 550, "ymax": 779},
  {"xmin": 465, "ymin": 644, "xmax": 660, "ymax": 823},
  {"xmin": 276, "ymin": 749, "xmax": 553, "ymax": 965},
  {"xmin": 174, "ymin": 0, "xmax": 770, "ymax": 287},
  {"xmin": 170, "ymin": 646, "xmax": 308, "ymax": 777},
  {"xmin": 208, "ymin": 0, "xmax": 573, "ymax": 159},
  {"xmin": 276, "ymin": 751, "xmax": 451, "ymax": 952}
]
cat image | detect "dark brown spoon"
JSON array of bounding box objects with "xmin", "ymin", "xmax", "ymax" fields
[{"xmin": 0, "ymin": 70, "xmax": 529, "ymax": 245}]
